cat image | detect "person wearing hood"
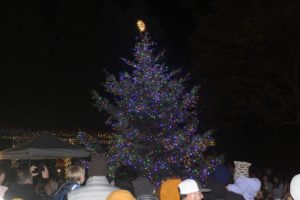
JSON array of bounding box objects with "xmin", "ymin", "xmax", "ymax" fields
[
  {"xmin": 178, "ymin": 179, "xmax": 211, "ymax": 200},
  {"xmin": 68, "ymin": 153, "xmax": 118, "ymax": 200},
  {"xmin": 204, "ymin": 165, "xmax": 231, "ymax": 200},
  {"xmin": 132, "ymin": 176, "xmax": 158, "ymax": 200},
  {"xmin": 159, "ymin": 169, "xmax": 181, "ymax": 200},
  {"xmin": 224, "ymin": 161, "xmax": 261, "ymax": 200},
  {"xmin": 106, "ymin": 189, "xmax": 136, "ymax": 200},
  {"xmin": 226, "ymin": 176, "xmax": 261, "ymax": 200},
  {"xmin": 51, "ymin": 165, "xmax": 85, "ymax": 200},
  {"xmin": 290, "ymin": 174, "xmax": 300, "ymax": 200}
]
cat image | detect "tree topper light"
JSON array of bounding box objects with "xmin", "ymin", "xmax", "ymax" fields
[{"xmin": 137, "ymin": 20, "xmax": 146, "ymax": 32}]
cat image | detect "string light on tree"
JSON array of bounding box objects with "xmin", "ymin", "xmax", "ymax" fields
[{"xmin": 93, "ymin": 20, "xmax": 222, "ymax": 184}]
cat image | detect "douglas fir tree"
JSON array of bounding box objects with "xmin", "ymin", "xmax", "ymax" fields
[{"xmin": 93, "ymin": 20, "xmax": 221, "ymax": 183}]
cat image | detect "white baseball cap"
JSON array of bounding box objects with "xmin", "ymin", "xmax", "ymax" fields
[
  {"xmin": 178, "ymin": 179, "xmax": 211, "ymax": 195},
  {"xmin": 291, "ymin": 174, "xmax": 300, "ymax": 200}
]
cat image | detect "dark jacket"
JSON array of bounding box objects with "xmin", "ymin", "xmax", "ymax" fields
[
  {"xmin": 50, "ymin": 181, "xmax": 80, "ymax": 200},
  {"xmin": 204, "ymin": 176, "xmax": 227, "ymax": 200},
  {"xmin": 4, "ymin": 182, "xmax": 37, "ymax": 200},
  {"xmin": 224, "ymin": 191, "xmax": 245, "ymax": 200}
]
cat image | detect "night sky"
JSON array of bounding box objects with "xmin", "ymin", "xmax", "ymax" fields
[
  {"xmin": 1, "ymin": 0, "xmax": 196, "ymax": 129},
  {"xmin": 1, "ymin": 0, "xmax": 300, "ymax": 170}
]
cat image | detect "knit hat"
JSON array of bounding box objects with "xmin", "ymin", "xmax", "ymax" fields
[
  {"xmin": 88, "ymin": 153, "xmax": 107, "ymax": 176},
  {"xmin": 227, "ymin": 176, "xmax": 261, "ymax": 200},
  {"xmin": 133, "ymin": 176, "xmax": 154, "ymax": 197},
  {"xmin": 234, "ymin": 161, "xmax": 251, "ymax": 180},
  {"xmin": 106, "ymin": 190, "xmax": 136, "ymax": 200},
  {"xmin": 290, "ymin": 174, "xmax": 300, "ymax": 200},
  {"xmin": 178, "ymin": 179, "xmax": 211, "ymax": 195}
]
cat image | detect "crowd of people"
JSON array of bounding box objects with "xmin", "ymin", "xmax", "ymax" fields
[{"xmin": 0, "ymin": 155, "xmax": 299, "ymax": 200}]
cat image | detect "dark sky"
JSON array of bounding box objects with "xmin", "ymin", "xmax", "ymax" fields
[
  {"xmin": 2, "ymin": 0, "xmax": 300, "ymax": 170},
  {"xmin": 1, "ymin": 0, "xmax": 198, "ymax": 130}
]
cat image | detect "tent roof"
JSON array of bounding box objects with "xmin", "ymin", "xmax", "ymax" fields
[{"xmin": 0, "ymin": 131, "xmax": 91, "ymax": 160}]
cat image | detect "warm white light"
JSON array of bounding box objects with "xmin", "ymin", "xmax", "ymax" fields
[{"xmin": 137, "ymin": 20, "xmax": 146, "ymax": 32}]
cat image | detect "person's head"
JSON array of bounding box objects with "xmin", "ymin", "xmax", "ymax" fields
[
  {"xmin": 248, "ymin": 164, "xmax": 258, "ymax": 178},
  {"xmin": 114, "ymin": 165, "xmax": 137, "ymax": 194},
  {"xmin": 88, "ymin": 153, "xmax": 107, "ymax": 176},
  {"xmin": 273, "ymin": 175, "xmax": 279, "ymax": 183},
  {"xmin": 262, "ymin": 174, "xmax": 270, "ymax": 183},
  {"xmin": 178, "ymin": 179, "xmax": 209, "ymax": 200},
  {"xmin": 133, "ymin": 176, "xmax": 155, "ymax": 197},
  {"xmin": 0, "ymin": 165, "xmax": 6, "ymax": 185},
  {"xmin": 106, "ymin": 189, "xmax": 136, "ymax": 200},
  {"xmin": 115, "ymin": 165, "xmax": 137, "ymax": 182},
  {"xmin": 66, "ymin": 165, "xmax": 85, "ymax": 184},
  {"xmin": 233, "ymin": 161, "xmax": 251, "ymax": 180},
  {"xmin": 264, "ymin": 168, "xmax": 273, "ymax": 177},
  {"xmin": 17, "ymin": 167, "xmax": 33, "ymax": 184},
  {"xmin": 180, "ymin": 192, "xmax": 203, "ymax": 200},
  {"xmin": 290, "ymin": 174, "xmax": 300, "ymax": 200},
  {"xmin": 272, "ymin": 173, "xmax": 282, "ymax": 188}
]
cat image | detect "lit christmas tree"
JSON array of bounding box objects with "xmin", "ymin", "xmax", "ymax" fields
[{"xmin": 92, "ymin": 20, "xmax": 221, "ymax": 183}]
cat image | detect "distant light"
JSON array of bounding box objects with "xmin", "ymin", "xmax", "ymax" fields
[{"xmin": 137, "ymin": 20, "xmax": 146, "ymax": 32}]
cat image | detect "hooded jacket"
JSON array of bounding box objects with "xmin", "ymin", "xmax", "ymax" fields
[
  {"xmin": 159, "ymin": 178, "xmax": 181, "ymax": 200},
  {"xmin": 227, "ymin": 176, "xmax": 261, "ymax": 200},
  {"xmin": 68, "ymin": 176, "xmax": 118, "ymax": 200},
  {"xmin": 106, "ymin": 190, "xmax": 136, "ymax": 200}
]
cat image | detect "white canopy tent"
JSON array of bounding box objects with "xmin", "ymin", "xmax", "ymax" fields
[{"xmin": 0, "ymin": 131, "xmax": 91, "ymax": 160}]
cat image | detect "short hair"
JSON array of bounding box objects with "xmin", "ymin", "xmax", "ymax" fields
[
  {"xmin": 180, "ymin": 194, "xmax": 188, "ymax": 200},
  {"xmin": 66, "ymin": 165, "xmax": 85, "ymax": 182},
  {"xmin": 179, "ymin": 187, "xmax": 188, "ymax": 200}
]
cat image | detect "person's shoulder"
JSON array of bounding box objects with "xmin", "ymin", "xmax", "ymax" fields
[
  {"xmin": 68, "ymin": 184, "xmax": 119, "ymax": 199},
  {"xmin": 62, "ymin": 181, "xmax": 80, "ymax": 190},
  {"xmin": 162, "ymin": 178, "xmax": 181, "ymax": 186},
  {"xmin": 137, "ymin": 194, "xmax": 159, "ymax": 200},
  {"xmin": 224, "ymin": 191, "xmax": 244, "ymax": 200},
  {"xmin": 52, "ymin": 181, "xmax": 80, "ymax": 200}
]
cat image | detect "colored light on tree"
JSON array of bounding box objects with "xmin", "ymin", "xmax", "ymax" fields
[{"xmin": 92, "ymin": 21, "xmax": 221, "ymax": 183}]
